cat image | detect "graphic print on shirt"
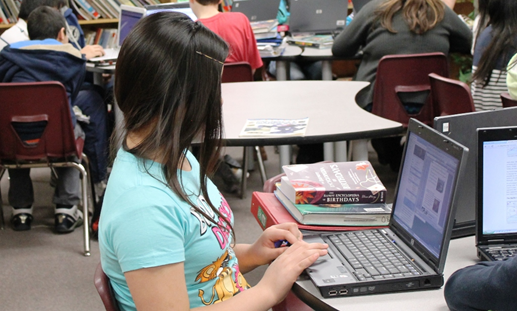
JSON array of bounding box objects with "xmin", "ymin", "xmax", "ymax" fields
[
  {"xmin": 190, "ymin": 194, "xmax": 232, "ymax": 249},
  {"xmin": 190, "ymin": 194, "xmax": 250, "ymax": 305},
  {"xmin": 195, "ymin": 249, "xmax": 250, "ymax": 305}
]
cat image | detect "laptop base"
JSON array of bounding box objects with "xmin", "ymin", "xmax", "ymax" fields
[{"xmin": 315, "ymin": 275, "xmax": 443, "ymax": 298}]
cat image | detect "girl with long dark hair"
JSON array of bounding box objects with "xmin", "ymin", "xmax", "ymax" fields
[
  {"xmin": 471, "ymin": 0, "xmax": 517, "ymax": 110},
  {"xmin": 98, "ymin": 12, "xmax": 328, "ymax": 311}
]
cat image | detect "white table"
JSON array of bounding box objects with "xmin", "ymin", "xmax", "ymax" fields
[
  {"xmin": 293, "ymin": 236, "xmax": 478, "ymax": 310},
  {"xmin": 221, "ymin": 80, "xmax": 404, "ymax": 172}
]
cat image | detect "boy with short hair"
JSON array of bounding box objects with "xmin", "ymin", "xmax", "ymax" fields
[
  {"xmin": 0, "ymin": 6, "xmax": 89, "ymax": 232},
  {"xmin": 189, "ymin": 0, "xmax": 263, "ymax": 73}
]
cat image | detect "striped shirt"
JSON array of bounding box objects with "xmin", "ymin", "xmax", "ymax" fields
[{"xmin": 471, "ymin": 66, "xmax": 507, "ymax": 111}]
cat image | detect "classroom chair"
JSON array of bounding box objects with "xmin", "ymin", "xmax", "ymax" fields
[
  {"xmin": 0, "ymin": 82, "xmax": 92, "ymax": 256},
  {"xmin": 429, "ymin": 73, "xmax": 475, "ymax": 117},
  {"xmin": 222, "ymin": 62, "xmax": 267, "ymax": 198},
  {"xmin": 501, "ymin": 92, "xmax": 517, "ymax": 108},
  {"xmin": 94, "ymin": 262, "xmax": 120, "ymax": 311},
  {"xmin": 371, "ymin": 52, "xmax": 449, "ymax": 127}
]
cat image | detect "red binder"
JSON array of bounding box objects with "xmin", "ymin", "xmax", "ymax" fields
[{"xmin": 250, "ymin": 191, "xmax": 386, "ymax": 231}]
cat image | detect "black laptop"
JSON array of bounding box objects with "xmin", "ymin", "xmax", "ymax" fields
[
  {"xmin": 476, "ymin": 126, "xmax": 517, "ymax": 262},
  {"xmin": 289, "ymin": 0, "xmax": 348, "ymax": 35},
  {"xmin": 304, "ymin": 118, "xmax": 468, "ymax": 298},
  {"xmin": 231, "ymin": 0, "xmax": 280, "ymax": 22},
  {"xmin": 434, "ymin": 107, "xmax": 517, "ymax": 238}
]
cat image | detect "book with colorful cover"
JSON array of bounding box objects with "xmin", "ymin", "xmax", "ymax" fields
[
  {"xmin": 239, "ymin": 117, "xmax": 309, "ymax": 137},
  {"xmin": 275, "ymin": 188, "xmax": 391, "ymax": 226},
  {"xmin": 250, "ymin": 191, "xmax": 384, "ymax": 231},
  {"xmin": 281, "ymin": 161, "xmax": 387, "ymax": 204}
]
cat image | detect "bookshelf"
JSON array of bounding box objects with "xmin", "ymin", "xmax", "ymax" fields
[{"xmin": 0, "ymin": 18, "xmax": 118, "ymax": 34}]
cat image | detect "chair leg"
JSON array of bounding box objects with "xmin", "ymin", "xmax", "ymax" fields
[
  {"xmin": 0, "ymin": 167, "xmax": 5, "ymax": 230},
  {"xmin": 254, "ymin": 146, "xmax": 267, "ymax": 185},
  {"xmin": 71, "ymin": 162, "xmax": 91, "ymax": 257}
]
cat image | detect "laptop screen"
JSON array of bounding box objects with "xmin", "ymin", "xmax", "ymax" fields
[
  {"xmin": 392, "ymin": 129, "xmax": 460, "ymax": 258},
  {"xmin": 481, "ymin": 137, "xmax": 517, "ymax": 236},
  {"xmin": 146, "ymin": 3, "xmax": 197, "ymax": 20},
  {"xmin": 118, "ymin": 7, "xmax": 146, "ymax": 47}
]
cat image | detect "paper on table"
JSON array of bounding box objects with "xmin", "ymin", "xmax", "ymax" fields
[{"xmin": 239, "ymin": 117, "xmax": 309, "ymax": 137}]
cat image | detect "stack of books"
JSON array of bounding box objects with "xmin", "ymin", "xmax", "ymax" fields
[{"xmin": 253, "ymin": 162, "xmax": 392, "ymax": 229}]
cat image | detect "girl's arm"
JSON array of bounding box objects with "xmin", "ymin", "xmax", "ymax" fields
[{"xmin": 125, "ymin": 239, "xmax": 328, "ymax": 311}]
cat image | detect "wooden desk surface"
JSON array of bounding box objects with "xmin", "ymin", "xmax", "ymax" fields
[
  {"xmin": 293, "ymin": 236, "xmax": 478, "ymax": 311},
  {"xmin": 221, "ymin": 80, "xmax": 404, "ymax": 146}
]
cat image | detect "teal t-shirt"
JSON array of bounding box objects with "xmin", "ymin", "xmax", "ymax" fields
[{"xmin": 99, "ymin": 149, "xmax": 249, "ymax": 310}]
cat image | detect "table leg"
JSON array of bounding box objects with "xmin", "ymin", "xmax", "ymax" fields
[
  {"xmin": 322, "ymin": 60, "xmax": 333, "ymax": 81},
  {"xmin": 276, "ymin": 60, "xmax": 289, "ymax": 81},
  {"xmin": 93, "ymin": 72, "xmax": 103, "ymax": 85},
  {"xmin": 334, "ymin": 141, "xmax": 348, "ymax": 162},
  {"xmin": 323, "ymin": 142, "xmax": 334, "ymax": 161},
  {"xmin": 278, "ymin": 145, "xmax": 291, "ymax": 171},
  {"xmin": 241, "ymin": 147, "xmax": 249, "ymax": 199},
  {"xmin": 351, "ymin": 139, "xmax": 368, "ymax": 161}
]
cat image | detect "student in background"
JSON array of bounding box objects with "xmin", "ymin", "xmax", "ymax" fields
[
  {"xmin": 470, "ymin": 0, "xmax": 517, "ymax": 110},
  {"xmin": 0, "ymin": 0, "xmax": 104, "ymax": 58},
  {"xmin": 332, "ymin": 0, "xmax": 471, "ymax": 171},
  {"xmin": 98, "ymin": 12, "xmax": 328, "ymax": 310},
  {"xmin": 0, "ymin": 4, "xmax": 108, "ymax": 232},
  {"xmin": 444, "ymin": 257, "xmax": 517, "ymax": 310},
  {"xmin": 190, "ymin": 0, "xmax": 264, "ymax": 193},
  {"xmin": 189, "ymin": 0, "xmax": 263, "ymax": 73},
  {"xmin": 0, "ymin": 6, "xmax": 89, "ymax": 232},
  {"xmin": 1, "ymin": 0, "xmax": 109, "ymax": 204},
  {"xmin": 332, "ymin": 0, "xmax": 471, "ymax": 111}
]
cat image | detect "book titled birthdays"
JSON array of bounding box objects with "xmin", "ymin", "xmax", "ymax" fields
[
  {"xmin": 274, "ymin": 188, "xmax": 391, "ymax": 226},
  {"xmin": 239, "ymin": 117, "xmax": 309, "ymax": 137},
  {"xmin": 281, "ymin": 161, "xmax": 387, "ymax": 205}
]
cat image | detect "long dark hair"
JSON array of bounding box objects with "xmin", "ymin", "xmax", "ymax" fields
[
  {"xmin": 114, "ymin": 12, "xmax": 232, "ymax": 236},
  {"xmin": 472, "ymin": 0, "xmax": 517, "ymax": 86},
  {"xmin": 375, "ymin": 0, "xmax": 445, "ymax": 35},
  {"xmin": 473, "ymin": 0, "xmax": 489, "ymax": 45}
]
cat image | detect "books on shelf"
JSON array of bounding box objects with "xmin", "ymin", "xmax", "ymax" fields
[
  {"xmin": 74, "ymin": 0, "xmax": 101, "ymax": 19},
  {"xmin": 281, "ymin": 161, "xmax": 387, "ymax": 204},
  {"xmin": 251, "ymin": 191, "xmax": 385, "ymax": 231},
  {"xmin": 239, "ymin": 117, "xmax": 309, "ymax": 137},
  {"xmin": 287, "ymin": 34, "xmax": 334, "ymax": 49},
  {"xmin": 275, "ymin": 188, "xmax": 391, "ymax": 226}
]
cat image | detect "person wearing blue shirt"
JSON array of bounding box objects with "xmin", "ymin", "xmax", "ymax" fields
[
  {"xmin": 98, "ymin": 12, "xmax": 328, "ymax": 310},
  {"xmin": 0, "ymin": 5, "xmax": 106, "ymax": 232}
]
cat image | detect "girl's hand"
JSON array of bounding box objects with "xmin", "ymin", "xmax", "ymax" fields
[
  {"xmin": 247, "ymin": 223, "xmax": 303, "ymax": 267},
  {"xmin": 256, "ymin": 239, "xmax": 328, "ymax": 305}
]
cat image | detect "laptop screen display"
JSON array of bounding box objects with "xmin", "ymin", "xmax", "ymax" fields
[
  {"xmin": 482, "ymin": 139, "xmax": 517, "ymax": 235},
  {"xmin": 146, "ymin": 5, "xmax": 197, "ymax": 21},
  {"xmin": 119, "ymin": 9, "xmax": 146, "ymax": 47},
  {"xmin": 392, "ymin": 132, "xmax": 460, "ymax": 258}
]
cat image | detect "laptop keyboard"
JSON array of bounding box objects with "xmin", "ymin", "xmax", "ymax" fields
[
  {"xmin": 329, "ymin": 231, "xmax": 422, "ymax": 281},
  {"xmin": 487, "ymin": 247, "xmax": 517, "ymax": 261}
]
